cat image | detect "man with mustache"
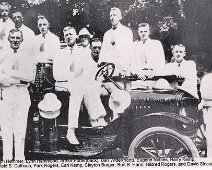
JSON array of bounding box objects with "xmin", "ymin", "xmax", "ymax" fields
[
  {"xmin": 0, "ymin": 2, "xmax": 14, "ymax": 49},
  {"xmin": 0, "ymin": 29, "xmax": 36, "ymax": 160}
]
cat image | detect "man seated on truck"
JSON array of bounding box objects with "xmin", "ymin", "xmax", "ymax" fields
[
  {"xmin": 165, "ymin": 44, "xmax": 198, "ymax": 99},
  {"xmin": 130, "ymin": 23, "xmax": 166, "ymax": 89}
]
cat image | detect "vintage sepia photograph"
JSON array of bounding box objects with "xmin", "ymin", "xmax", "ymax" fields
[{"xmin": 0, "ymin": 0, "xmax": 212, "ymax": 168}]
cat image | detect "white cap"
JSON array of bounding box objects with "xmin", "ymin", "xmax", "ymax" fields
[
  {"xmin": 78, "ymin": 28, "xmax": 93, "ymax": 38},
  {"xmin": 38, "ymin": 93, "xmax": 61, "ymax": 119},
  {"xmin": 153, "ymin": 78, "xmax": 173, "ymax": 90},
  {"xmin": 109, "ymin": 90, "xmax": 131, "ymax": 113}
]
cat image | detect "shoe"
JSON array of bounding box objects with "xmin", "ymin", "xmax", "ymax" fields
[
  {"xmin": 67, "ymin": 129, "xmax": 80, "ymax": 145},
  {"xmin": 59, "ymin": 137, "xmax": 78, "ymax": 152}
]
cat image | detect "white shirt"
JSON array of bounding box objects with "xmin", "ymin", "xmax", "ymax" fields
[
  {"xmin": 0, "ymin": 18, "xmax": 15, "ymax": 50},
  {"xmin": 34, "ymin": 31, "xmax": 60, "ymax": 63},
  {"xmin": 99, "ymin": 23, "xmax": 133, "ymax": 73},
  {"xmin": 18, "ymin": 24, "xmax": 35, "ymax": 56},
  {"xmin": 131, "ymin": 38, "xmax": 165, "ymax": 75},
  {"xmin": 53, "ymin": 45, "xmax": 81, "ymax": 83},
  {"xmin": 54, "ymin": 45, "xmax": 98, "ymax": 79},
  {"xmin": 0, "ymin": 48, "xmax": 36, "ymax": 86},
  {"xmin": 166, "ymin": 59, "xmax": 198, "ymax": 98},
  {"xmin": 166, "ymin": 59, "xmax": 197, "ymax": 81},
  {"xmin": 77, "ymin": 45, "xmax": 98, "ymax": 80}
]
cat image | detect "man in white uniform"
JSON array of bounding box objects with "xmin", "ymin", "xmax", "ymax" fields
[
  {"xmin": 34, "ymin": 15, "xmax": 60, "ymax": 63},
  {"xmin": 53, "ymin": 26, "xmax": 107, "ymax": 146},
  {"xmin": 165, "ymin": 44, "xmax": 198, "ymax": 98},
  {"xmin": 131, "ymin": 23, "xmax": 165, "ymax": 77},
  {"xmin": 0, "ymin": 29, "xmax": 36, "ymax": 160},
  {"xmin": 34, "ymin": 15, "xmax": 60, "ymax": 97},
  {"xmin": 99, "ymin": 7, "xmax": 133, "ymax": 76},
  {"xmin": 11, "ymin": 10, "xmax": 35, "ymax": 56},
  {"xmin": 0, "ymin": 2, "xmax": 14, "ymax": 50}
]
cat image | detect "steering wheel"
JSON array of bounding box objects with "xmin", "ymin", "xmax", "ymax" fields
[{"xmin": 95, "ymin": 63, "xmax": 115, "ymax": 81}]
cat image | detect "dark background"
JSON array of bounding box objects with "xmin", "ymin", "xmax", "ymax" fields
[{"xmin": 2, "ymin": 0, "xmax": 212, "ymax": 77}]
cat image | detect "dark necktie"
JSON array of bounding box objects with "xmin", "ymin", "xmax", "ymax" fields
[{"xmin": 178, "ymin": 63, "xmax": 181, "ymax": 67}]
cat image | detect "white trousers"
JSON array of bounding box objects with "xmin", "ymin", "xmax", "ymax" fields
[
  {"xmin": 203, "ymin": 107, "xmax": 212, "ymax": 158},
  {"xmin": 68, "ymin": 79, "xmax": 107, "ymax": 129},
  {"xmin": 0, "ymin": 86, "xmax": 30, "ymax": 160}
]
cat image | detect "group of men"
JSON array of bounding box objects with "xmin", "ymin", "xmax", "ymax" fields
[{"xmin": 0, "ymin": 1, "xmax": 211, "ymax": 160}]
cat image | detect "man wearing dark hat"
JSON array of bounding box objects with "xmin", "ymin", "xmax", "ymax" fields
[{"xmin": 0, "ymin": 29, "xmax": 36, "ymax": 160}]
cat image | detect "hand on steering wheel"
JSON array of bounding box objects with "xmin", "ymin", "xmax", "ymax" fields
[{"xmin": 95, "ymin": 63, "xmax": 115, "ymax": 81}]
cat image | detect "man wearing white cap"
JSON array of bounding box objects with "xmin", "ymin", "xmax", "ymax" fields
[
  {"xmin": 78, "ymin": 27, "xmax": 93, "ymax": 48},
  {"xmin": 0, "ymin": 2, "xmax": 14, "ymax": 50},
  {"xmin": 99, "ymin": 7, "xmax": 133, "ymax": 76},
  {"xmin": 53, "ymin": 26, "xmax": 107, "ymax": 146},
  {"xmin": 78, "ymin": 27, "xmax": 93, "ymax": 68},
  {"xmin": 0, "ymin": 29, "xmax": 36, "ymax": 160},
  {"xmin": 199, "ymin": 73, "xmax": 212, "ymax": 157}
]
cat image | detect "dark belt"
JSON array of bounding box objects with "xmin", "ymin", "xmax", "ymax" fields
[
  {"xmin": 56, "ymin": 80, "xmax": 67, "ymax": 83},
  {"xmin": 20, "ymin": 80, "xmax": 29, "ymax": 85}
]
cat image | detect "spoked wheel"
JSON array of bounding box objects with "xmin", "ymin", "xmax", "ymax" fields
[{"xmin": 128, "ymin": 127, "xmax": 199, "ymax": 158}]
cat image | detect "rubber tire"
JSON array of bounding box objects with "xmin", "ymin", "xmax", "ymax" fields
[{"xmin": 128, "ymin": 126, "xmax": 199, "ymax": 158}]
